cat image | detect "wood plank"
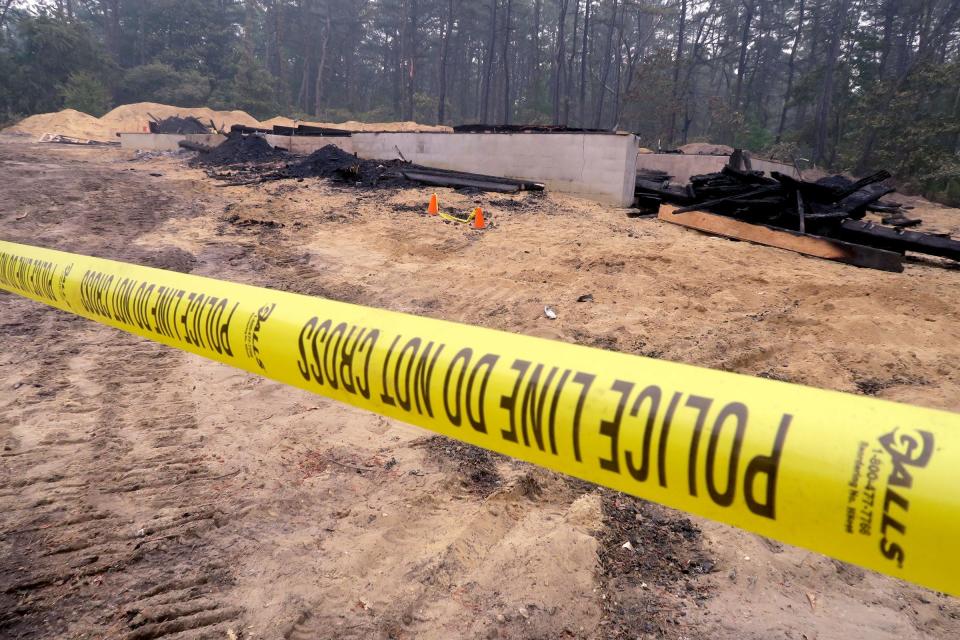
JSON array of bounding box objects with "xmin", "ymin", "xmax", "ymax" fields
[{"xmin": 657, "ymin": 205, "xmax": 904, "ymax": 272}]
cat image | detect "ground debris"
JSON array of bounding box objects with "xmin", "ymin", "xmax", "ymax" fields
[
  {"xmin": 643, "ymin": 151, "xmax": 960, "ymax": 264},
  {"xmin": 284, "ymin": 144, "xmax": 414, "ymax": 187},
  {"xmin": 149, "ymin": 115, "xmax": 210, "ymax": 134},
  {"xmin": 419, "ymin": 435, "xmax": 503, "ymax": 496},
  {"xmin": 596, "ymin": 490, "xmax": 713, "ymax": 639},
  {"xmin": 192, "ymin": 131, "xmax": 286, "ymax": 167}
]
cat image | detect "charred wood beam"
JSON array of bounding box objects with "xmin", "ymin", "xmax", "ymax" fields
[
  {"xmin": 178, "ymin": 140, "xmax": 216, "ymax": 153},
  {"xmin": 770, "ymin": 172, "xmax": 841, "ymax": 201},
  {"xmin": 882, "ymin": 216, "xmax": 923, "ymax": 228},
  {"xmin": 399, "ymin": 170, "xmax": 522, "ymax": 193},
  {"xmin": 835, "ymin": 220, "xmax": 960, "ymax": 261},
  {"xmin": 672, "ymin": 186, "xmax": 783, "ymax": 214},
  {"xmin": 835, "ymin": 170, "xmax": 892, "ymax": 200},
  {"xmin": 833, "ymin": 183, "xmax": 896, "ymax": 214}
]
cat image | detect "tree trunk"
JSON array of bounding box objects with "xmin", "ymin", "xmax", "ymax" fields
[
  {"xmin": 502, "ymin": 0, "xmax": 513, "ymax": 124},
  {"xmin": 529, "ymin": 0, "xmax": 542, "ymax": 102},
  {"xmin": 481, "ymin": 0, "xmax": 498, "ymax": 123},
  {"xmin": 298, "ymin": 60, "xmax": 311, "ymax": 111},
  {"xmin": 438, "ymin": 0, "xmax": 455, "ymax": 124},
  {"xmin": 813, "ymin": 0, "xmax": 851, "ymax": 164},
  {"xmin": 877, "ymin": 0, "xmax": 897, "ymax": 79},
  {"xmin": 313, "ymin": 13, "xmax": 331, "ymax": 116},
  {"xmin": 667, "ymin": 0, "xmax": 687, "ymax": 145},
  {"xmin": 733, "ymin": 0, "xmax": 755, "ymax": 111},
  {"xmin": 562, "ymin": 0, "xmax": 580, "ymax": 125},
  {"xmin": 794, "ymin": 1, "xmax": 824, "ymax": 131},
  {"xmin": 104, "ymin": 0, "xmax": 122, "ymax": 60},
  {"xmin": 266, "ymin": 0, "xmax": 284, "ymax": 80},
  {"xmin": 578, "ymin": 0, "xmax": 591, "ymax": 127},
  {"xmin": 391, "ymin": 26, "xmax": 402, "ymax": 117},
  {"xmin": 553, "ymin": 0, "xmax": 569, "ymax": 125},
  {"xmin": 742, "ymin": 0, "xmax": 765, "ymax": 118},
  {"xmin": 405, "ymin": 0, "xmax": 419, "ymax": 121},
  {"xmin": 775, "ymin": 0, "xmax": 805, "ymax": 143},
  {"xmin": 593, "ymin": 0, "xmax": 619, "ymax": 128},
  {"xmin": 0, "ymin": 0, "xmax": 16, "ymax": 31},
  {"xmin": 611, "ymin": 4, "xmax": 625, "ymax": 128}
]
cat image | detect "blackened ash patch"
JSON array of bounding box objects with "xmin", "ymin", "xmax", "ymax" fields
[
  {"xmin": 420, "ymin": 435, "xmax": 503, "ymax": 496},
  {"xmin": 193, "ymin": 132, "xmax": 286, "ymax": 166},
  {"xmin": 596, "ymin": 490, "xmax": 714, "ymax": 639},
  {"xmin": 285, "ymin": 145, "xmax": 416, "ymax": 189}
]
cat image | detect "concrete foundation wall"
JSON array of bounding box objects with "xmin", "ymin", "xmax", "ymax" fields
[
  {"xmin": 120, "ymin": 131, "xmax": 639, "ymax": 205},
  {"xmin": 119, "ymin": 133, "xmax": 226, "ymax": 151},
  {"xmin": 264, "ymin": 135, "xmax": 354, "ymax": 154},
  {"xmin": 351, "ymin": 132, "xmax": 639, "ymax": 205},
  {"xmin": 636, "ymin": 153, "xmax": 798, "ymax": 182}
]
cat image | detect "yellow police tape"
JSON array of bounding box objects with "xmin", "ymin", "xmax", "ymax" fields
[{"xmin": 1, "ymin": 239, "xmax": 957, "ymax": 595}]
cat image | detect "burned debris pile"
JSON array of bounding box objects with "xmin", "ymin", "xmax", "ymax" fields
[
  {"xmin": 638, "ymin": 154, "xmax": 960, "ymax": 266},
  {"xmin": 285, "ymin": 144, "xmax": 413, "ymax": 187},
  {"xmin": 184, "ymin": 135, "xmax": 545, "ymax": 193},
  {"xmin": 284, "ymin": 146, "xmax": 545, "ymax": 192},
  {"xmin": 188, "ymin": 131, "xmax": 287, "ymax": 166},
  {"xmin": 149, "ymin": 115, "xmax": 211, "ymax": 134}
]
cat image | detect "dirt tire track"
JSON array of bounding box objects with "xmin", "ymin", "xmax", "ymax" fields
[{"xmin": 1, "ymin": 143, "xmax": 244, "ymax": 639}]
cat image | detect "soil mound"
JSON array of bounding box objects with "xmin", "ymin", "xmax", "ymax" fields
[
  {"xmin": 285, "ymin": 144, "xmax": 413, "ymax": 186},
  {"xmin": 149, "ymin": 115, "xmax": 210, "ymax": 134},
  {"xmin": 679, "ymin": 142, "xmax": 735, "ymax": 156},
  {"xmin": 2, "ymin": 103, "xmax": 262, "ymax": 140},
  {"xmin": 2, "ymin": 103, "xmax": 449, "ymax": 141},
  {"xmin": 197, "ymin": 132, "xmax": 285, "ymax": 166},
  {"xmin": 261, "ymin": 115, "xmax": 452, "ymax": 133},
  {"xmin": 2, "ymin": 109, "xmax": 112, "ymax": 141},
  {"xmin": 99, "ymin": 103, "xmax": 260, "ymax": 135}
]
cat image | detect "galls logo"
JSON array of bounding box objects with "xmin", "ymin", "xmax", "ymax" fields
[
  {"xmin": 877, "ymin": 427, "xmax": 935, "ymax": 568},
  {"xmin": 244, "ymin": 303, "xmax": 276, "ymax": 370}
]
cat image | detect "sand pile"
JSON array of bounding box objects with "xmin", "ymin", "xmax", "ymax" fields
[
  {"xmin": 679, "ymin": 142, "xmax": 735, "ymax": 156},
  {"xmin": 1, "ymin": 103, "xmax": 262, "ymax": 141},
  {"xmin": 261, "ymin": 115, "xmax": 451, "ymax": 133},
  {"xmin": 2, "ymin": 109, "xmax": 113, "ymax": 141},
  {"xmin": 260, "ymin": 116, "xmax": 298, "ymax": 129},
  {"xmin": 2, "ymin": 102, "xmax": 450, "ymax": 141},
  {"xmin": 98, "ymin": 103, "xmax": 261, "ymax": 135}
]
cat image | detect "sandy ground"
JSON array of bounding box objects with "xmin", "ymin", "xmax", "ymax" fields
[
  {"xmin": 1, "ymin": 104, "xmax": 452, "ymax": 142},
  {"xmin": 1, "ymin": 140, "xmax": 959, "ymax": 640}
]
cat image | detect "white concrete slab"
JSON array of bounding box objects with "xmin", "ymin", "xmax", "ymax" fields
[
  {"xmin": 352, "ymin": 132, "xmax": 639, "ymax": 205},
  {"xmin": 119, "ymin": 133, "xmax": 226, "ymax": 151},
  {"xmin": 119, "ymin": 131, "xmax": 640, "ymax": 205}
]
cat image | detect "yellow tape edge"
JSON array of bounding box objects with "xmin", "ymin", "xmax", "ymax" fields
[{"xmin": 1, "ymin": 240, "xmax": 957, "ymax": 596}]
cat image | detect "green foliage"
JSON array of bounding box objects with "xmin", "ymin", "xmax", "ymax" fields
[
  {"xmin": 59, "ymin": 71, "xmax": 111, "ymax": 116},
  {"xmin": 733, "ymin": 117, "xmax": 775, "ymax": 153},
  {"xmin": 118, "ymin": 63, "xmax": 212, "ymax": 106},
  {"xmin": 122, "ymin": 0, "xmax": 242, "ymax": 81},
  {"xmin": 622, "ymin": 48, "xmax": 675, "ymax": 146},
  {"xmin": 707, "ymin": 98, "xmax": 745, "ymax": 147},
  {"xmin": 840, "ymin": 61, "xmax": 960, "ymax": 203},
  {"xmin": 412, "ymin": 92, "xmax": 438, "ymax": 124},
  {"xmin": 1, "ymin": 15, "xmax": 114, "ymax": 115},
  {"xmin": 209, "ymin": 50, "xmax": 285, "ymax": 120},
  {"xmin": 3, "ymin": 0, "xmax": 960, "ymax": 208}
]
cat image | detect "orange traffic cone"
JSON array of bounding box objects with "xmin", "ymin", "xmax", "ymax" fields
[
  {"xmin": 472, "ymin": 207, "xmax": 486, "ymax": 230},
  {"xmin": 427, "ymin": 193, "xmax": 439, "ymax": 216}
]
